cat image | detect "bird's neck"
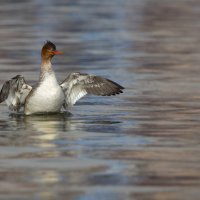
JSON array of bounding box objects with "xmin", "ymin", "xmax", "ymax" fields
[{"xmin": 40, "ymin": 59, "xmax": 54, "ymax": 80}]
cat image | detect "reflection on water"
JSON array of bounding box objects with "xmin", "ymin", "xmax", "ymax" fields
[
  {"xmin": 10, "ymin": 112, "xmax": 72, "ymax": 133},
  {"xmin": 0, "ymin": 0, "xmax": 200, "ymax": 199},
  {"xmin": 9, "ymin": 113, "xmax": 72, "ymax": 147}
]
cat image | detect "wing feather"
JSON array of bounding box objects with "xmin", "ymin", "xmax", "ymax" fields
[
  {"xmin": 0, "ymin": 81, "xmax": 10, "ymax": 103},
  {"xmin": 0, "ymin": 75, "xmax": 32, "ymax": 111},
  {"xmin": 60, "ymin": 72, "xmax": 124, "ymax": 107}
]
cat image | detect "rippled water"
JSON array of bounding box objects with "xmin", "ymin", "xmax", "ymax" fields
[{"xmin": 0, "ymin": 0, "xmax": 200, "ymax": 199}]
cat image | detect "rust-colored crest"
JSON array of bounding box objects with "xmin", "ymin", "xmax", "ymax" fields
[{"xmin": 41, "ymin": 41, "xmax": 56, "ymax": 59}]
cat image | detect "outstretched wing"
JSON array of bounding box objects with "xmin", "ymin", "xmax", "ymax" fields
[
  {"xmin": 0, "ymin": 75, "xmax": 32, "ymax": 111},
  {"xmin": 60, "ymin": 72, "xmax": 124, "ymax": 107}
]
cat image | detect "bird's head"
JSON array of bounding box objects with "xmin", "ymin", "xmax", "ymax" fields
[{"xmin": 41, "ymin": 41, "xmax": 63, "ymax": 60}]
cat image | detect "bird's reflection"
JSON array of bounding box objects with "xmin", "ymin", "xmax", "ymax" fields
[
  {"xmin": 9, "ymin": 112, "xmax": 72, "ymax": 132},
  {"xmin": 7, "ymin": 112, "xmax": 73, "ymax": 147}
]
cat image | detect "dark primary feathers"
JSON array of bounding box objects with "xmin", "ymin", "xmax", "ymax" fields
[
  {"xmin": 0, "ymin": 80, "xmax": 10, "ymax": 103},
  {"xmin": 60, "ymin": 72, "xmax": 124, "ymax": 107}
]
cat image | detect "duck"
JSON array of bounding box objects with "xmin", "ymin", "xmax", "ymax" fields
[{"xmin": 0, "ymin": 41, "xmax": 124, "ymax": 115}]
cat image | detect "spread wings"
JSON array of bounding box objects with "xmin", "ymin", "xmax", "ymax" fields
[
  {"xmin": 0, "ymin": 75, "xmax": 32, "ymax": 111},
  {"xmin": 60, "ymin": 72, "xmax": 124, "ymax": 107}
]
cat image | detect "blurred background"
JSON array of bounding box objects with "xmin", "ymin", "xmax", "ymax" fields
[{"xmin": 0, "ymin": 0, "xmax": 200, "ymax": 199}]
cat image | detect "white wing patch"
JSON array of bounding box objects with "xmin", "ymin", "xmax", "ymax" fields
[{"xmin": 60, "ymin": 72, "xmax": 124, "ymax": 108}]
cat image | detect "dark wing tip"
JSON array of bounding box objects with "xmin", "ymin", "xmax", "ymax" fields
[
  {"xmin": 0, "ymin": 81, "xmax": 10, "ymax": 103},
  {"xmin": 105, "ymin": 78, "xmax": 124, "ymax": 96},
  {"xmin": 106, "ymin": 79, "xmax": 125, "ymax": 90},
  {"xmin": 85, "ymin": 77, "xmax": 124, "ymax": 97}
]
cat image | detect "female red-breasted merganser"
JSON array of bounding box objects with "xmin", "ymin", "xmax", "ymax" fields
[{"xmin": 0, "ymin": 41, "xmax": 124, "ymax": 115}]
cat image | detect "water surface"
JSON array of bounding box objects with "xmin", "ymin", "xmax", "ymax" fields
[{"xmin": 0, "ymin": 0, "xmax": 200, "ymax": 199}]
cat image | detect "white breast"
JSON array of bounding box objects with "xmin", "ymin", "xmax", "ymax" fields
[{"xmin": 25, "ymin": 73, "xmax": 65, "ymax": 115}]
